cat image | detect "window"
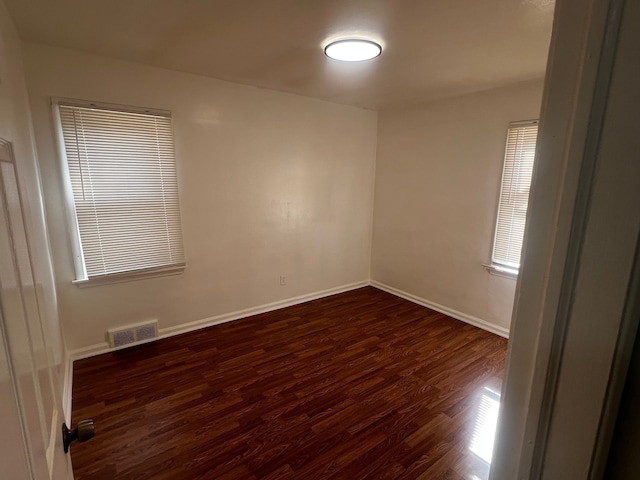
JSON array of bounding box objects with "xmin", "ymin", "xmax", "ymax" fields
[
  {"xmin": 489, "ymin": 120, "xmax": 539, "ymax": 276},
  {"xmin": 54, "ymin": 99, "xmax": 185, "ymax": 285}
]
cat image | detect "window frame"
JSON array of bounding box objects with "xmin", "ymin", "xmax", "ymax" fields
[
  {"xmin": 486, "ymin": 119, "xmax": 539, "ymax": 278},
  {"xmin": 51, "ymin": 97, "xmax": 186, "ymax": 287}
]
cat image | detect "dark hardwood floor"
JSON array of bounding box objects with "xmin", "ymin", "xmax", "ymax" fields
[{"xmin": 71, "ymin": 286, "xmax": 508, "ymax": 480}]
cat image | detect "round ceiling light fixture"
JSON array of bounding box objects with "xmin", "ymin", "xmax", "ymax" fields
[{"xmin": 324, "ymin": 39, "xmax": 382, "ymax": 62}]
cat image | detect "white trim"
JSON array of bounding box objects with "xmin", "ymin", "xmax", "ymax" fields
[
  {"xmin": 483, "ymin": 263, "xmax": 519, "ymax": 279},
  {"xmin": 490, "ymin": 0, "xmax": 632, "ymax": 477},
  {"xmin": 370, "ymin": 280, "xmax": 510, "ymax": 338},
  {"xmin": 509, "ymin": 119, "xmax": 540, "ymax": 127},
  {"xmin": 52, "ymin": 96, "xmax": 171, "ymax": 118},
  {"xmin": 62, "ymin": 351, "xmax": 73, "ymax": 425},
  {"xmin": 45, "ymin": 408, "xmax": 57, "ymax": 476},
  {"xmin": 63, "ymin": 277, "xmax": 511, "ymax": 438},
  {"xmin": 73, "ymin": 264, "xmax": 185, "ymax": 288},
  {"xmin": 52, "ymin": 97, "xmax": 185, "ymax": 283},
  {"xmin": 68, "ymin": 280, "xmax": 370, "ymax": 361},
  {"xmin": 51, "ymin": 100, "xmax": 87, "ymax": 281},
  {"xmin": 51, "ymin": 99, "xmax": 87, "ymax": 278},
  {"xmin": 366, "ymin": 119, "xmax": 378, "ymax": 283},
  {"xmin": 490, "ymin": 121, "xmax": 539, "ymax": 269}
]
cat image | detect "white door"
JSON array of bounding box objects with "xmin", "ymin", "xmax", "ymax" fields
[{"xmin": 0, "ymin": 138, "xmax": 72, "ymax": 479}]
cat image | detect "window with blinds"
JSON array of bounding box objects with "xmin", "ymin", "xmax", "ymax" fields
[
  {"xmin": 491, "ymin": 121, "xmax": 538, "ymax": 275},
  {"xmin": 55, "ymin": 100, "xmax": 185, "ymax": 282}
]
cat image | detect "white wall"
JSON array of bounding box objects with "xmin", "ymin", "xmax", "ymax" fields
[
  {"xmin": 372, "ymin": 81, "xmax": 544, "ymax": 333},
  {"xmin": 24, "ymin": 43, "xmax": 378, "ymax": 352}
]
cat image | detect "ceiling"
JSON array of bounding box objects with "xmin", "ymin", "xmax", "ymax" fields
[{"xmin": 6, "ymin": 0, "xmax": 554, "ymax": 110}]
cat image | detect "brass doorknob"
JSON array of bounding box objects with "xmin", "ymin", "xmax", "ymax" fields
[{"xmin": 62, "ymin": 419, "xmax": 95, "ymax": 453}]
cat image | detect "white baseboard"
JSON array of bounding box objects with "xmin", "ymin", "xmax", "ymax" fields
[
  {"xmin": 63, "ymin": 279, "xmax": 507, "ymax": 425},
  {"xmin": 68, "ymin": 280, "xmax": 370, "ymax": 361},
  {"xmin": 158, "ymin": 280, "xmax": 369, "ymax": 338},
  {"xmin": 370, "ymin": 280, "xmax": 510, "ymax": 338}
]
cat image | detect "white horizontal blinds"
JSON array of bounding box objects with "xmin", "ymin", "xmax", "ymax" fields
[
  {"xmin": 492, "ymin": 121, "xmax": 538, "ymax": 269},
  {"xmin": 58, "ymin": 103, "xmax": 185, "ymax": 278}
]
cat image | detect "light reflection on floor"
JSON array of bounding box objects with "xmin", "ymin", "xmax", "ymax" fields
[{"xmin": 467, "ymin": 386, "xmax": 501, "ymax": 480}]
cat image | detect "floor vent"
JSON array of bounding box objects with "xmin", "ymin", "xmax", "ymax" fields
[{"xmin": 108, "ymin": 320, "xmax": 158, "ymax": 348}]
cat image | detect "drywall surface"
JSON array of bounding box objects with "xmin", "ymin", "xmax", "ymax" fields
[
  {"xmin": 24, "ymin": 43, "xmax": 377, "ymax": 351},
  {"xmin": 372, "ymin": 81, "xmax": 543, "ymax": 332}
]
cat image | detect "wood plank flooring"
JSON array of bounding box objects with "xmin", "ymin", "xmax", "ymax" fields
[{"xmin": 71, "ymin": 286, "xmax": 508, "ymax": 479}]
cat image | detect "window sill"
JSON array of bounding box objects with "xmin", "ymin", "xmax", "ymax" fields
[
  {"xmin": 483, "ymin": 263, "xmax": 519, "ymax": 279},
  {"xmin": 73, "ymin": 264, "xmax": 185, "ymax": 288}
]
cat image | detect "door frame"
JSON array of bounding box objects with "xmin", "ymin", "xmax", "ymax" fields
[{"xmin": 491, "ymin": 0, "xmax": 640, "ymax": 477}]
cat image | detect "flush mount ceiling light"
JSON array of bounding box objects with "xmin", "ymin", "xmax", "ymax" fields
[{"xmin": 324, "ymin": 39, "xmax": 382, "ymax": 62}]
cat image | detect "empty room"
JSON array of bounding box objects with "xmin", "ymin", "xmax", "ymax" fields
[{"xmin": 3, "ymin": 0, "xmax": 639, "ymax": 479}]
